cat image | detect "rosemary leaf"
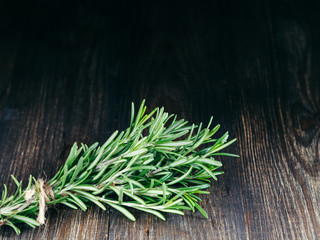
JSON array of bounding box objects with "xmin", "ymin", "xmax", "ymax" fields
[{"xmin": 0, "ymin": 101, "xmax": 237, "ymax": 234}]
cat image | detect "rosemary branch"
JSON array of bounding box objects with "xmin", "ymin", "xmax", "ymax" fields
[{"xmin": 0, "ymin": 100, "xmax": 237, "ymax": 234}]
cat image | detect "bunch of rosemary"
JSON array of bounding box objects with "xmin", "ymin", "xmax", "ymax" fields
[{"xmin": 0, "ymin": 101, "xmax": 237, "ymax": 234}]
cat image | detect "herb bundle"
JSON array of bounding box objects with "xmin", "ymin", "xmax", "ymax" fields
[{"xmin": 0, "ymin": 101, "xmax": 237, "ymax": 234}]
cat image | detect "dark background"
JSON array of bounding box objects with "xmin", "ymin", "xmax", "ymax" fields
[{"xmin": 0, "ymin": 0, "xmax": 319, "ymax": 239}]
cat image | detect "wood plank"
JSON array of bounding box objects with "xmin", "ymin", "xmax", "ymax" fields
[{"xmin": 0, "ymin": 0, "xmax": 319, "ymax": 239}]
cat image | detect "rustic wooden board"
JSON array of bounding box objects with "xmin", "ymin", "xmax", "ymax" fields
[{"xmin": 0, "ymin": 0, "xmax": 319, "ymax": 239}]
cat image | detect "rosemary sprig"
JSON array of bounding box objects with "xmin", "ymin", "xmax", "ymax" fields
[{"xmin": 0, "ymin": 100, "xmax": 237, "ymax": 234}]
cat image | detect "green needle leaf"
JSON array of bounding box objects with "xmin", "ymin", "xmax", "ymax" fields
[
  {"xmin": 61, "ymin": 201, "xmax": 78, "ymax": 210},
  {"xmin": 11, "ymin": 215, "xmax": 40, "ymax": 228},
  {"xmin": 132, "ymin": 206, "xmax": 166, "ymax": 220},
  {"xmin": 5, "ymin": 220, "xmax": 21, "ymax": 235},
  {"xmin": 160, "ymin": 209, "xmax": 184, "ymax": 215},
  {"xmin": 68, "ymin": 193, "xmax": 87, "ymax": 211},
  {"xmin": 105, "ymin": 202, "xmax": 136, "ymax": 221},
  {"xmin": 167, "ymin": 166, "xmax": 193, "ymax": 185},
  {"xmin": 194, "ymin": 202, "xmax": 208, "ymax": 218}
]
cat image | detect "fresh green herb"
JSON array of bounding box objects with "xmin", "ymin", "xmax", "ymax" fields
[{"xmin": 0, "ymin": 100, "xmax": 237, "ymax": 234}]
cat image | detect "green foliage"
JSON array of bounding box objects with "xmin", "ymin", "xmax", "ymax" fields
[{"xmin": 0, "ymin": 100, "xmax": 238, "ymax": 234}]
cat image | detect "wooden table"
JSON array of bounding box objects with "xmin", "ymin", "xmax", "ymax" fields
[{"xmin": 0, "ymin": 1, "xmax": 319, "ymax": 239}]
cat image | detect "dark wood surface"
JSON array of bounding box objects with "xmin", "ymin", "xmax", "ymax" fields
[{"xmin": 0, "ymin": 0, "xmax": 319, "ymax": 239}]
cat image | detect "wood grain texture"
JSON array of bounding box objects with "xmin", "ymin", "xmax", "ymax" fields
[{"xmin": 0, "ymin": 0, "xmax": 319, "ymax": 239}]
